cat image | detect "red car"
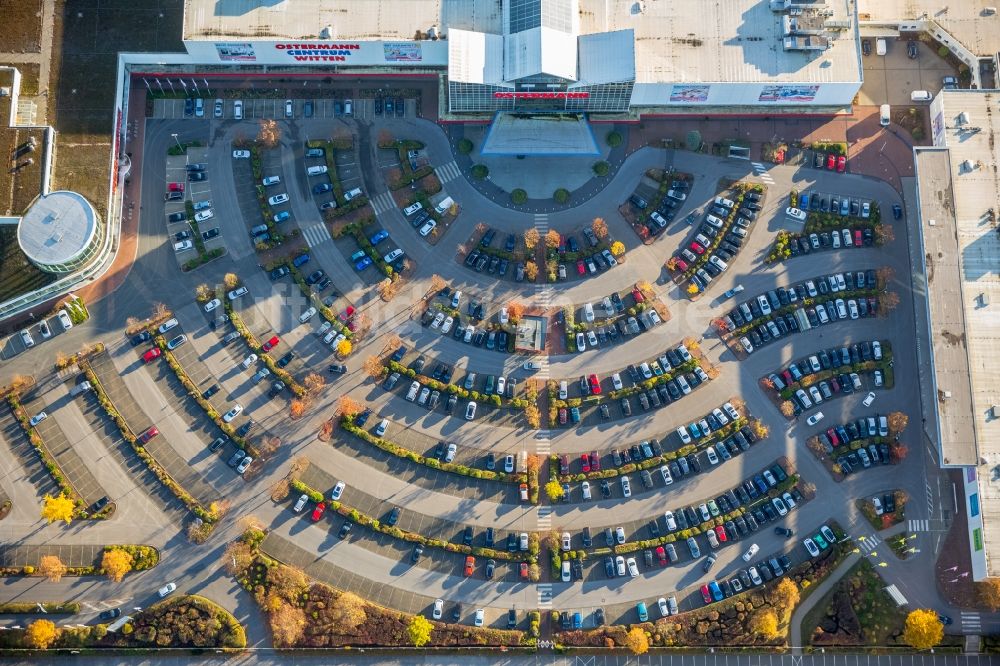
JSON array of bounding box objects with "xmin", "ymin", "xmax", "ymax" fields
[
  {"xmin": 138, "ymin": 426, "xmax": 159, "ymax": 444},
  {"xmin": 588, "ymin": 374, "xmax": 601, "ymax": 395},
  {"xmin": 689, "ymin": 241, "xmax": 705, "ymax": 255},
  {"xmin": 262, "ymin": 336, "xmax": 280, "ymax": 352},
  {"xmin": 715, "ymin": 525, "xmax": 727, "ymax": 542},
  {"xmin": 168, "ymin": 182, "xmax": 184, "ymax": 192},
  {"xmin": 339, "ymin": 306, "xmax": 355, "ymax": 323},
  {"xmin": 576, "ymin": 259, "xmax": 586, "ymax": 275},
  {"xmin": 827, "ymin": 428, "xmax": 840, "ymax": 447},
  {"xmin": 836, "ymin": 155, "xmax": 846, "ymax": 172},
  {"xmin": 655, "ymin": 546, "xmax": 668, "ymax": 566},
  {"xmin": 520, "ymin": 562, "xmax": 529, "ymax": 579},
  {"xmin": 559, "ymin": 408, "xmax": 567, "ymax": 425},
  {"xmin": 580, "ymin": 454, "xmax": 591, "ymax": 473},
  {"xmin": 464, "ymin": 555, "xmax": 475, "ymax": 577},
  {"xmin": 674, "ymin": 258, "xmax": 688, "ymax": 272},
  {"xmin": 782, "ymin": 369, "xmax": 794, "ymax": 385},
  {"xmin": 854, "ymin": 229, "xmax": 863, "ymax": 246},
  {"xmin": 310, "ymin": 502, "xmax": 327, "ymax": 522},
  {"xmin": 590, "ymin": 451, "xmax": 601, "ymax": 472},
  {"xmin": 631, "ymin": 287, "xmax": 645, "ymax": 303},
  {"xmin": 142, "ymin": 348, "xmax": 161, "ymax": 364},
  {"xmin": 701, "ymin": 584, "xmax": 713, "ymax": 604},
  {"xmin": 826, "ymin": 153, "xmax": 836, "ymax": 170}
]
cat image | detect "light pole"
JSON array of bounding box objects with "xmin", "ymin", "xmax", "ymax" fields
[{"xmin": 170, "ymin": 133, "xmax": 183, "ymax": 152}]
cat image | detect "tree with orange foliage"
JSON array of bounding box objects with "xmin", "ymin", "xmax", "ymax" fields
[
  {"xmin": 304, "ymin": 372, "xmax": 326, "ymax": 395},
  {"xmin": 544, "ymin": 229, "xmax": 561, "ymax": 249},
  {"xmin": 507, "ymin": 302, "xmax": 525, "ymax": 322},
  {"xmin": 525, "ymin": 262, "xmax": 539, "ymax": 281},
  {"xmin": 289, "ymin": 399, "xmax": 307, "ymax": 419},
  {"xmin": 524, "ymin": 228, "xmax": 540, "ymax": 251},
  {"xmin": 257, "ymin": 120, "xmax": 281, "ymax": 148},
  {"xmin": 337, "ymin": 395, "xmax": 364, "ymax": 418},
  {"xmin": 592, "ymin": 217, "xmax": 608, "ymax": 239},
  {"xmin": 363, "ymin": 355, "xmax": 387, "ymax": 379}
]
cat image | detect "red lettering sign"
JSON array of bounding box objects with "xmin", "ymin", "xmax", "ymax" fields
[
  {"xmin": 275, "ymin": 43, "xmax": 360, "ymax": 50},
  {"xmin": 493, "ymin": 92, "xmax": 590, "ymax": 99}
]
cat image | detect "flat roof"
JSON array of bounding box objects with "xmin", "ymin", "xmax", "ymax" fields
[
  {"xmin": 860, "ymin": 0, "xmax": 1000, "ymax": 56},
  {"xmin": 914, "ymin": 149, "xmax": 978, "ymax": 467},
  {"xmin": 184, "ymin": 0, "xmax": 860, "ymax": 84},
  {"xmin": 17, "ymin": 191, "xmax": 98, "ymax": 265}
]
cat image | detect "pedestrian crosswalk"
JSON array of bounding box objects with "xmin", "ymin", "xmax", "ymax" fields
[
  {"xmin": 301, "ymin": 223, "xmax": 332, "ymax": 248},
  {"xmin": 534, "ymin": 214, "xmax": 549, "ymax": 234},
  {"xmin": 751, "ymin": 161, "xmax": 775, "ymax": 185},
  {"xmin": 858, "ymin": 533, "xmax": 881, "ymax": 553},
  {"xmin": 370, "ymin": 191, "xmax": 395, "ymax": 215},
  {"xmin": 537, "ymin": 505, "xmax": 553, "ymax": 530},
  {"xmin": 535, "ymin": 285, "xmax": 555, "ymax": 308},
  {"xmin": 962, "ymin": 612, "xmax": 982, "ymax": 632},
  {"xmin": 908, "ymin": 519, "xmax": 930, "ymax": 532},
  {"xmin": 537, "ymin": 583, "xmax": 553, "ymax": 608},
  {"xmin": 436, "ymin": 161, "xmax": 461, "ymax": 183}
]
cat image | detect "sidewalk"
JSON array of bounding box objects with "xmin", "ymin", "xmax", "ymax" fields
[{"xmin": 789, "ymin": 552, "xmax": 861, "ymax": 653}]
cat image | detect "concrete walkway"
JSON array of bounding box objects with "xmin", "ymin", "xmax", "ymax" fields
[{"xmin": 789, "ymin": 552, "xmax": 861, "ymax": 653}]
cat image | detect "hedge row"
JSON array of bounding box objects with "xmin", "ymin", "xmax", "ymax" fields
[
  {"xmin": 340, "ymin": 418, "xmax": 525, "ymax": 484},
  {"xmin": 282, "ymin": 260, "xmax": 353, "ymax": 341},
  {"xmin": 0, "ymin": 602, "xmax": 80, "ymax": 614},
  {"xmin": 289, "ymin": 477, "xmax": 536, "ymax": 563},
  {"xmin": 680, "ymin": 182, "xmax": 765, "ymax": 282},
  {"xmin": 385, "ymin": 359, "xmax": 524, "ymax": 410},
  {"xmin": 247, "ymin": 144, "xmax": 293, "ymax": 251},
  {"xmin": 0, "ymin": 545, "xmax": 158, "ymax": 579},
  {"xmin": 728, "ymin": 287, "xmax": 881, "ymax": 339},
  {"xmin": 81, "ymin": 359, "xmax": 217, "ymax": 525},
  {"xmin": 332, "ymin": 219, "xmax": 398, "ymax": 280}
]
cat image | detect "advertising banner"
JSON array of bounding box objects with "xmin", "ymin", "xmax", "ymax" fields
[
  {"xmin": 215, "ymin": 43, "xmax": 257, "ymax": 62},
  {"xmin": 758, "ymin": 85, "xmax": 820, "ymax": 103},
  {"xmin": 669, "ymin": 85, "xmax": 710, "ymax": 103},
  {"xmin": 383, "ymin": 42, "xmax": 422, "ymax": 62}
]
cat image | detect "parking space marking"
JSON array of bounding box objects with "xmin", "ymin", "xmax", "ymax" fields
[
  {"xmin": 301, "ymin": 223, "xmax": 332, "ymax": 248},
  {"xmin": 437, "ymin": 161, "xmax": 461, "ymax": 183},
  {"xmin": 371, "ymin": 191, "xmax": 395, "ymax": 215}
]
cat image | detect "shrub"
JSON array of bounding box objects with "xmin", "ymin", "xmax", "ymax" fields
[
  {"xmin": 593, "ymin": 161, "xmax": 610, "ymax": 176},
  {"xmin": 511, "ymin": 189, "xmax": 528, "ymax": 205},
  {"xmin": 553, "ymin": 188, "xmax": 570, "ymax": 204},
  {"xmin": 471, "ymin": 164, "xmax": 489, "ymax": 179},
  {"xmin": 606, "ymin": 131, "xmax": 623, "ymax": 148},
  {"xmin": 457, "ymin": 138, "xmax": 474, "ymax": 154}
]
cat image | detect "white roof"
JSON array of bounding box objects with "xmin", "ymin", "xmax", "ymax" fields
[
  {"xmin": 17, "ymin": 191, "xmax": 98, "ymax": 266},
  {"xmin": 503, "ymin": 26, "xmax": 577, "ymax": 80},
  {"xmin": 576, "ymin": 29, "xmax": 635, "ymax": 85},
  {"xmin": 449, "ymin": 29, "xmax": 505, "ymax": 84}
]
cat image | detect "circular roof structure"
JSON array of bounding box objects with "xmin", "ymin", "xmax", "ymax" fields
[{"xmin": 17, "ymin": 190, "xmax": 99, "ymax": 268}]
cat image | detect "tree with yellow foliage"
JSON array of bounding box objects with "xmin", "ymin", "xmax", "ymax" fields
[
  {"xmin": 610, "ymin": 240, "xmax": 626, "ymax": 257},
  {"xmin": 268, "ymin": 600, "xmax": 305, "ymax": 647},
  {"xmin": 223, "ymin": 273, "xmax": 240, "ymax": 289},
  {"xmin": 337, "ymin": 395, "xmax": 364, "ymax": 418},
  {"xmin": 363, "ymin": 355, "xmax": 386, "ymax": 379},
  {"xmin": 545, "ymin": 229, "xmax": 561, "ymax": 249},
  {"xmin": 38, "ymin": 555, "xmax": 67, "ymax": 583},
  {"xmin": 25, "ymin": 618, "xmax": 60, "ymax": 649},
  {"xmin": 622, "ymin": 626, "xmax": 649, "ymax": 654},
  {"xmin": 101, "ymin": 548, "xmax": 134, "ymax": 582},
  {"xmin": 771, "ymin": 577, "xmax": 800, "ymax": 610},
  {"xmin": 40, "ymin": 494, "xmax": 75, "ymax": 524},
  {"xmin": 303, "ymin": 372, "xmax": 326, "ymax": 395},
  {"xmin": 524, "ymin": 228, "xmax": 540, "ymax": 251},
  {"xmin": 686, "ymin": 283, "xmax": 699, "ymax": 295},
  {"xmin": 750, "ymin": 609, "xmax": 780, "ymax": 639},
  {"xmin": 337, "ymin": 339, "xmax": 352, "ymax": 357},
  {"xmin": 407, "ymin": 614, "xmax": 434, "ymax": 647},
  {"xmin": 903, "ymin": 609, "xmax": 944, "ymax": 650},
  {"xmin": 525, "ymin": 262, "xmax": 539, "ymax": 281}
]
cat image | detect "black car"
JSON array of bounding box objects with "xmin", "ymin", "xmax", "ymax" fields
[
  {"xmin": 507, "ymin": 533, "xmax": 518, "ymax": 552},
  {"xmin": 485, "ymin": 559, "xmax": 495, "ymax": 579},
  {"xmin": 386, "ymin": 507, "xmax": 401, "ymax": 526},
  {"xmin": 774, "ymin": 526, "xmax": 794, "ymax": 537},
  {"xmin": 354, "ymin": 409, "xmax": 371, "ymax": 426},
  {"xmin": 328, "ymin": 364, "xmax": 347, "ymax": 374},
  {"xmin": 481, "ymin": 228, "xmax": 496, "ymax": 247},
  {"xmin": 188, "ymin": 171, "xmax": 206, "ymax": 181},
  {"xmin": 338, "ymin": 521, "xmax": 352, "ymax": 539},
  {"xmin": 202, "ymin": 227, "xmax": 220, "ymax": 241},
  {"xmin": 269, "ymin": 266, "xmax": 290, "ymax": 280},
  {"xmin": 236, "ymin": 420, "xmax": 255, "ymax": 437},
  {"xmin": 600, "ymin": 479, "xmax": 612, "ymax": 498},
  {"xmin": 202, "ymin": 384, "xmax": 220, "ymax": 398},
  {"xmin": 92, "ymin": 496, "xmax": 110, "ymax": 512},
  {"xmin": 306, "ymin": 270, "xmax": 325, "ymax": 285},
  {"xmin": 277, "ymin": 352, "xmax": 294, "ymax": 368},
  {"xmin": 129, "ymin": 330, "xmax": 151, "ymax": 346},
  {"xmin": 99, "ymin": 608, "xmax": 122, "ymax": 622}
]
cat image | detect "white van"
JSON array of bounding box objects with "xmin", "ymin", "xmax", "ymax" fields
[
  {"xmin": 383, "ymin": 248, "xmax": 404, "ymax": 264},
  {"xmin": 911, "ymin": 90, "xmax": 932, "ymax": 102},
  {"xmin": 876, "ymin": 38, "xmax": 887, "ymax": 56},
  {"xmin": 434, "ymin": 197, "xmax": 455, "ymax": 214},
  {"xmin": 306, "ymin": 165, "xmax": 328, "ymax": 176},
  {"xmin": 879, "ymin": 104, "xmax": 891, "ymax": 127},
  {"xmin": 344, "ymin": 99, "xmax": 353, "ymax": 115}
]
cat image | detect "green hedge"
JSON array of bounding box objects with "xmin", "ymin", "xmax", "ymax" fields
[
  {"xmin": 222, "ymin": 300, "xmax": 306, "ymax": 397},
  {"xmin": 0, "ymin": 602, "xmax": 80, "ymax": 614}
]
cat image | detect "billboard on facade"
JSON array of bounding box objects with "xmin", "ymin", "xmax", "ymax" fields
[
  {"xmin": 383, "ymin": 42, "xmax": 422, "ymax": 62},
  {"xmin": 758, "ymin": 85, "xmax": 820, "ymax": 103},
  {"xmin": 669, "ymin": 85, "xmax": 710, "ymax": 103},
  {"xmin": 215, "ymin": 43, "xmax": 257, "ymax": 62}
]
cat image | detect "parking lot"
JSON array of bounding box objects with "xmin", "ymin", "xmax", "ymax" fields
[
  {"xmin": 858, "ymin": 37, "xmax": 958, "ymax": 106},
  {"xmin": 152, "ymin": 94, "xmax": 418, "ymax": 123}
]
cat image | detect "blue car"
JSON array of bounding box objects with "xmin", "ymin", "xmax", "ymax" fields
[
  {"xmin": 572, "ymin": 612, "xmax": 582, "ymax": 629},
  {"xmin": 688, "ymin": 423, "xmax": 702, "ymax": 439},
  {"xmin": 709, "ymin": 581, "xmax": 723, "ymax": 601},
  {"xmin": 799, "ymin": 193, "xmax": 809, "ymax": 210},
  {"xmin": 369, "ymin": 230, "xmax": 389, "ymax": 245},
  {"xmin": 293, "ymin": 253, "xmax": 310, "ymax": 267},
  {"xmin": 354, "ymin": 256, "xmax": 373, "ymax": 271},
  {"xmin": 273, "ymin": 211, "xmax": 290, "ymax": 223},
  {"xmin": 313, "ymin": 183, "xmax": 332, "ymax": 194}
]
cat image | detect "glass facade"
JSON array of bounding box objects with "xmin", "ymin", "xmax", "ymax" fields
[{"xmin": 28, "ymin": 222, "xmax": 104, "ymax": 274}]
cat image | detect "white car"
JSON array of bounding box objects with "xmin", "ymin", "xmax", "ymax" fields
[
  {"xmin": 620, "ymin": 476, "xmax": 632, "ymax": 497},
  {"xmin": 558, "ymin": 381, "xmax": 568, "ymax": 400},
  {"xmin": 561, "ymin": 532, "xmax": 572, "ymax": 551},
  {"xmin": 204, "ymin": 298, "xmax": 221, "ymax": 312},
  {"xmin": 782, "ymin": 491, "xmax": 797, "ymax": 509},
  {"xmin": 611, "ymin": 373, "xmax": 623, "ymax": 390},
  {"xmin": 723, "ymin": 402, "xmax": 739, "ymax": 421},
  {"xmin": 742, "ymin": 543, "xmax": 759, "ymax": 562},
  {"xmin": 499, "ymin": 308, "xmax": 509, "ymax": 325},
  {"xmin": 20, "ymin": 329, "xmax": 34, "ymax": 348},
  {"xmin": 615, "ymin": 556, "xmax": 626, "ymax": 576},
  {"xmin": 504, "ymin": 454, "xmax": 515, "ymax": 473},
  {"xmin": 267, "ymin": 193, "xmax": 289, "ymax": 205},
  {"xmin": 496, "ymin": 376, "xmax": 506, "ymax": 395},
  {"xmin": 227, "ymin": 286, "xmax": 248, "ymax": 301},
  {"xmin": 658, "ymin": 597, "xmax": 670, "ymax": 618},
  {"xmin": 374, "ymin": 419, "xmax": 388, "ymax": 437},
  {"xmin": 330, "ymin": 481, "xmax": 345, "ymax": 501},
  {"xmin": 38, "ymin": 321, "xmax": 51, "ymax": 339},
  {"xmin": 803, "ymin": 538, "xmax": 820, "ymax": 557},
  {"xmin": 441, "ymin": 316, "xmax": 454, "ymax": 334},
  {"xmin": 705, "ymin": 448, "xmax": 719, "ymax": 466},
  {"xmin": 158, "ymin": 582, "xmax": 177, "ymax": 598},
  {"xmin": 432, "ymin": 599, "xmax": 444, "ymax": 620},
  {"xmin": 223, "ymin": 404, "xmax": 243, "ymax": 422},
  {"xmin": 581, "ymin": 481, "xmax": 591, "ymax": 500},
  {"xmin": 299, "ymin": 307, "xmax": 317, "ymax": 323},
  {"xmin": 806, "ymin": 412, "xmax": 824, "ymax": 426},
  {"xmin": 663, "ymin": 510, "xmax": 677, "ymax": 531},
  {"xmin": 863, "ymin": 391, "xmax": 876, "ymax": 407},
  {"xmin": 615, "ymin": 526, "xmax": 625, "ymax": 544},
  {"xmin": 772, "ymin": 497, "xmax": 789, "ymax": 516},
  {"xmin": 444, "ymin": 443, "xmax": 457, "ymax": 463},
  {"xmin": 659, "ymin": 465, "xmax": 673, "ymax": 485},
  {"xmin": 626, "ymin": 557, "xmax": 639, "ymax": 578},
  {"xmin": 872, "ymin": 496, "xmax": 884, "ymax": 515},
  {"xmin": 430, "ymin": 312, "xmax": 445, "ymax": 329},
  {"xmin": 194, "ymin": 209, "xmax": 214, "ymax": 223},
  {"xmin": 465, "ymin": 401, "xmax": 477, "ymax": 421},
  {"xmin": 232, "ymin": 150, "xmax": 251, "ymax": 159},
  {"xmin": 419, "ymin": 220, "xmax": 436, "ymax": 237},
  {"xmin": 262, "ymin": 176, "xmax": 281, "ymax": 186},
  {"xmin": 241, "ymin": 354, "xmax": 257, "ymax": 369},
  {"xmin": 474, "ymin": 609, "xmax": 484, "ymax": 627},
  {"xmin": 583, "ymin": 303, "xmax": 595, "ymax": 323},
  {"xmin": 233, "ymin": 100, "xmax": 243, "ymax": 119},
  {"xmin": 748, "ymin": 567, "xmax": 763, "ymax": 586},
  {"xmin": 575, "ymin": 332, "xmax": 586, "ymax": 352},
  {"xmin": 786, "ymin": 207, "xmax": 807, "ymax": 221},
  {"xmin": 158, "ymin": 318, "xmax": 179, "ymax": 334},
  {"xmin": 56, "ymin": 310, "xmax": 73, "ymax": 330},
  {"xmin": 293, "ymin": 494, "xmax": 309, "ymax": 512},
  {"xmin": 284, "ymin": 99, "xmax": 294, "ymax": 117},
  {"xmin": 173, "ymin": 240, "xmax": 194, "ymax": 252},
  {"xmin": 29, "ymin": 412, "xmax": 48, "ymax": 426}
]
